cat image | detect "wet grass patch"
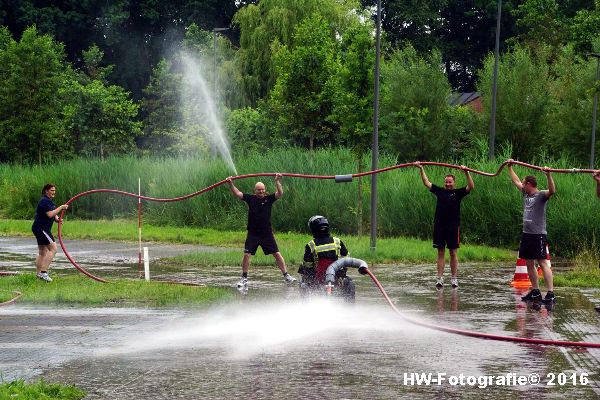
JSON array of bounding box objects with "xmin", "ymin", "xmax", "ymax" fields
[
  {"xmin": 0, "ymin": 379, "xmax": 85, "ymax": 400},
  {"xmin": 0, "ymin": 273, "xmax": 235, "ymax": 307},
  {"xmin": 554, "ymin": 246, "xmax": 600, "ymax": 288}
]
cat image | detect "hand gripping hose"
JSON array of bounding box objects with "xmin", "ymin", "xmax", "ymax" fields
[
  {"xmin": 324, "ymin": 257, "xmax": 369, "ymax": 283},
  {"xmin": 57, "ymin": 160, "xmax": 598, "ymax": 283},
  {"xmin": 364, "ymin": 268, "xmax": 600, "ymax": 349}
]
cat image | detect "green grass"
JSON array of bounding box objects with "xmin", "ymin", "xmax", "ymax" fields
[
  {"xmin": 553, "ymin": 247, "xmax": 600, "ymax": 288},
  {"xmin": 0, "ymin": 273, "xmax": 234, "ymax": 307},
  {"xmin": 0, "ymin": 379, "xmax": 85, "ymax": 400}
]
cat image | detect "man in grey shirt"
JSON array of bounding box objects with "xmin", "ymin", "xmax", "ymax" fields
[{"xmin": 508, "ymin": 161, "xmax": 556, "ymax": 303}]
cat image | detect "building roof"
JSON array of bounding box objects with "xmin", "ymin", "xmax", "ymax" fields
[{"xmin": 448, "ymin": 92, "xmax": 481, "ymax": 107}]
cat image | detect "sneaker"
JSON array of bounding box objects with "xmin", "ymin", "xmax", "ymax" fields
[
  {"xmin": 36, "ymin": 272, "xmax": 52, "ymax": 282},
  {"xmin": 451, "ymin": 277, "xmax": 459, "ymax": 288},
  {"xmin": 435, "ymin": 277, "xmax": 443, "ymax": 289},
  {"xmin": 236, "ymin": 277, "xmax": 248, "ymax": 289},
  {"xmin": 521, "ymin": 289, "xmax": 542, "ymax": 302},
  {"xmin": 542, "ymin": 291, "xmax": 556, "ymax": 304},
  {"xmin": 284, "ymin": 273, "xmax": 297, "ymax": 284}
]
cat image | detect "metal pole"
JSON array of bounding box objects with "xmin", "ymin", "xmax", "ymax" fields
[
  {"xmin": 590, "ymin": 53, "xmax": 600, "ymax": 169},
  {"xmin": 370, "ymin": 0, "xmax": 381, "ymax": 252},
  {"xmin": 489, "ymin": 0, "xmax": 502, "ymax": 160}
]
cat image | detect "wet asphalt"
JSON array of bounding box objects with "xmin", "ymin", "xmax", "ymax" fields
[{"xmin": 1, "ymin": 237, "xmax": 600, "ymax": 399}]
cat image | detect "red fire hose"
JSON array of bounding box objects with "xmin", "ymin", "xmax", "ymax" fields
[
  {"xmin": 364, "ymin": 269, "xmax": 600, "ymax": 349},
  {"xmin": 57, "ymin": 159, "xmax": 597, "ymax": 283}
]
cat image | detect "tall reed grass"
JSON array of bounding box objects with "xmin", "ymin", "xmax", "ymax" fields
[{"xmin": 1, "ymin": 148, "xmax": 598, "ymax": 256}]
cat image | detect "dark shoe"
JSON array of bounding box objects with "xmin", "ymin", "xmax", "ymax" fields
[
  {"xmin": 521, "ymin": 289, "xmax": 542, "ymax": 302},
  {"xmin": 542, "ymin": 291, "xmax": 556, "ymax": 304}
]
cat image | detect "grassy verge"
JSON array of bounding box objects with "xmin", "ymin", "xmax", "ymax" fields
[
  {"xmin": 0, "ymin": 218, "xmax": 514, "ymax": 264},
  {"xmin": 0, "ymin": 273, "xmax": 234, "ymax": 307},
  {"xmin": 0, "ymin": 379, "xmax": 84, "ymax": 400},
  {"xmin": 553, "ymin": 248, "xmax": 600, "ymax": 288}
]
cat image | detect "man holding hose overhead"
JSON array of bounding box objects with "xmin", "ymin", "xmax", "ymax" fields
[
  {"xmin": 508, "ymin": 161, "xmax": 556, "ymax": 304},
  {"xmin": 226, "ymin": 174, "xmax": 296, "ymax": 291},
  {"xmin": 415, "ymin": 162, "xmax": 474, "ymax": 289}
]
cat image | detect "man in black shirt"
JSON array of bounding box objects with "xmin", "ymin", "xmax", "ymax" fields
[
  {"xmin": 415, "ymin": 162, "xmax": 474, "ymax": 289},
  {"xmin": 227, "ymin": 174, "xmax": 296, "ymax": 290}
]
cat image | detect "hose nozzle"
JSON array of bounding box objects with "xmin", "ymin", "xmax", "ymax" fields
[{"xmin": 325, "ymin": 282, "xmax": 334, "ymax": 295}]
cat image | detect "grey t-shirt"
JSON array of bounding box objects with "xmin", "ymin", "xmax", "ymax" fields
[{"xmin": 522, "ymin": 190, "xmax": 549, "ymax": 234}]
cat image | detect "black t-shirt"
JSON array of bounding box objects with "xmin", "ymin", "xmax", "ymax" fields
[
  {"xmin": 430, "ymin": 184, "xmax": 469, "ymax": 227},
  {"xmin": 303, "ymin": 236, "xmax": 349, "ymax": 262},
  {"xmin": 32, "ymin": 196, "xmax": 56, "ymax": 232},
  {"xmin": 242, "ymin": 193, "xmax": 277, "ymax": 234}
]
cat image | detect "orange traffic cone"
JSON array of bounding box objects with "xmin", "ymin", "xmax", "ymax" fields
[
  {"xmin": 537, "ymin": 244, "xmax": 551, "ymax": 278},
  {"xmin": 511, "ymin": 258, "xmax": 531, "ymax": 288}
]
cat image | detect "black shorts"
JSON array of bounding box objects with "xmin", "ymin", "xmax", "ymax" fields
[
  {"xmin": 32, "ymin": 227, "xmax": 55, "ymax": 246},
  {"xmin": 433, "ymin": 224, "xmax": 460, "ymax": 250},
  {"xmin": 518, "ymin": 233, "xmax": 547, "ymax": 260},
  {"xmin": 244, "ymin": 232, "xmax": 279, "ymax": 255}
]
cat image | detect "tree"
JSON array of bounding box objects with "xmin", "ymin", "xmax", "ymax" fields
[
  {"xmin": 360, "ymin": 0, "xmax": 521, "ymax": 91},
  {"xmin": 1, "ymin": 1, "xmax": 241, "ymax": 99},
  {"xmin": 331, "ymin": 20, "xmax": 375, "ymax": 234},
  {"xmin": 64, "ymin": 79, "xmax": 141, "ymax": 160},
  {"xmin": 477, "ymin": 45, "xmax": 551, "ymax": 160},
  {"xmin": 139, "ymin": 59, "xmax": 184, "ymax": 155},
  {"xmin": 545, "ymin": 45, "xmax": 599, "ymax": 163},
  {"xmin": 570, "ymin": 0, "xmax": 600, "ymax": 54},
  {"xmin": 0, "ymin": 26, "xmax": 70, "ymax": 164},
  {"xmin": 233, "ymin": 0, "xmax": 361, "ymax": 105},
  {"xmin": 268, "ymin": 13, "xmax": 340, "ymax": 150},
  {"xmin": 511, "ymin": 0, "xmax": 569, "ymax": 53},
  {"xmin": 380, "ymin": 46, "xmax": 453, "ymax": 161}
]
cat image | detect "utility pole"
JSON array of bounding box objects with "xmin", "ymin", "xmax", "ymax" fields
[
  {"xmin": 589, "ymin": 53, "xmax": 600, "ymax": 169},
  {"xmin": 489, "ymin": 0, "xmax": 502, "ymax": 160},
  {"xmin": 370, "ymin": 0, "xmax": 381, "ymax": 252}
]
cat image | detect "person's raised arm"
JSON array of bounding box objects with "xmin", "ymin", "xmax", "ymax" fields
[
  {"xmin": 414, "ymin": 161, "xmax": 432, "ymax": 190},
  {"xmin": 507, "ymin": 160, "xmax": 523, "ymax": 191},
  {"xmin": 226, "ymin": 177, "xmax": 243, "ymax": 200},
  {"xmin": 274, "ymin": 173, "xmax": 283, "ymax": 199},
  {"xmin": 461, "ymin": 165, "xmax": 474, "ymax": 192},
  {"xmin": 543, "ymin": 167, "xmax": 555, "ymax": 198}
]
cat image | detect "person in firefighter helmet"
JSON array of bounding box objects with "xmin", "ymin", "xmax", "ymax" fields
[{"xmin": 298, "ymin": 215, "xmax": 355, "ymax": 302}]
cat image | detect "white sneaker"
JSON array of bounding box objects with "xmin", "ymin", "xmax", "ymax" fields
[
  {"xmin": 236, "ymin": 277, "xmax": 248, "ymax": 289},
  {"xmin": 451, "ymin": 277, "xmax": 459, "ymax": 288},
  {"xmin": 435, "ymin": 277, "xmax": 443, "ymax": 288},
  {"xmin": 284, "ymin": 273, "xmax": 297, "ymax": 284},
  {"xmin": 36, "ymin": 272, "xmax": 52, "ymax": 282}
]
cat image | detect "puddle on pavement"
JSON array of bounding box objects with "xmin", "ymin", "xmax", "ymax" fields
[{"xmin": 1, "ymin": 238, "xmax": 600, "ymax": 398}]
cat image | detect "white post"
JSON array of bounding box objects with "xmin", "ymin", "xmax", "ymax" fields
[{"xmin": 143, "ymin": 246, "xmax": 150, "ymax": 281}]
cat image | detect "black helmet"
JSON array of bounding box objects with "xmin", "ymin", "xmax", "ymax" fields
[{"xmin": 308, "ymin": 215, "xmax": 329, "ymax": 237}]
